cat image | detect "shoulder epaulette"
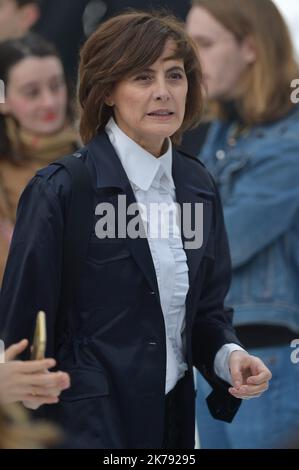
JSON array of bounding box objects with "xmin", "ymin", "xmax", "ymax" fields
[{"xmin": 176, "ymin": 147, "xmax": 206, "ymax": 168}]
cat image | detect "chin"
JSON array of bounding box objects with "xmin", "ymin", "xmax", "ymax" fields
[
  {"xmin": 37, "ymin": 121, "xmax": 65, "ymax": 135},
  {"xmin": 146, "ymin": 122, "xmax": 178, "ymax": 136}
]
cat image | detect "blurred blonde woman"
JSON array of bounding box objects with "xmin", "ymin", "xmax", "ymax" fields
[{"xmin": 187, "ymin": 0, "xmax": 299, "ymax": 449}]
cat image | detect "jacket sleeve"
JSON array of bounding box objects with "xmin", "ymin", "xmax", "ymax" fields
[
  {"xmin": 224, "ymin": 137, "xmax": 299, "ymax": 269},
  {"xmin": 0, "ymin": 175, "xmax": 64, "ymax": 360},
  {"xmin": 192, "ymin": 182, "xmax": 242, "ymax": 421},
  {"xmin": 0, "ymin": 219, "xmax": 12, "ymax": 287}
]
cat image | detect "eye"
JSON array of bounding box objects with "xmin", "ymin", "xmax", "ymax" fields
[
  {"xmin": 168, "ymin": 72, "xmax": 184, "ymax": 80},
  {"xmin": 134, "ymin": 74, "xmax": 153, "ymax": 82},
  {"xmin": 49, "ymin": 79, "xmax": 65, "ymax": 93},
  {"xmin": 22, "ymin": 88, "xmax": 40, "ymax": 99},
  {"xmin": 197, "ymin": 39, "xmax": 213, "ymax": 49}
]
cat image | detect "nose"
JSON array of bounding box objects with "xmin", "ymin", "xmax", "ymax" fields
[
  {"xmin": 153, "ymin": 77, "xmax": 170, "ymax": 102},
  {"xmin": 40, "ymin": 89, "xmax": 57, "ymax": 108}
]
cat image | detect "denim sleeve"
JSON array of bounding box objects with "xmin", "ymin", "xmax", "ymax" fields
[{"xmin": 223, "ymin": 138, "xmax": 299, "ymax": 269}]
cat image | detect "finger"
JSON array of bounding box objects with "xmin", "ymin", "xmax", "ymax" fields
[
  {"xmin": 247, "ymin": 370, "xmax": 272, "ymax": 385},
  {"xmin": 20, "ymin": 358, "xmax": 56, "ymax": 374},
  {"xmin": 229, "ymin": 382, "xmax": 269, "ymax": 396},
  {"xmin": 28, "ymin": 385, "xmax": 63, "ymax": 398},
  {"xmin": 229, "ymin": 363, "xmax": 243, "ymax": 390},
  {"xmin": 5, "ymin": 339, "xmax": 29, "ymax": 361},
  {"xmin": 240, "ymin": 382, "xmax": 269, "ymax": 394},
  {"xmin": 57, "ymin": 371, "xmax": 71, "ymax": 390},
  {"xmin": 229, "ymin": 390, "xmax": 263, "ymax": 399},
  {"xmin": 248, "ymin": 357, "xmax": 272, "ymax": 377},
  {"xmin": 229, "ymin": 386, "xmax": 262, "ymax": 396},
  {"xmin": 23, "ymin": 395, "xmax": 60, "ymax": 410},
  {"xmin": 27, "ymin": 372, "xmax": 70, "ymax": 391}
]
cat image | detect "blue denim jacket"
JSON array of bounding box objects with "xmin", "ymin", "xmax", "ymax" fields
[{"xmin": 200, "ymin": 105, "xmax": 299, "ymax": 333}]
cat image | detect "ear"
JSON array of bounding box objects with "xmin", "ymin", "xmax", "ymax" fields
[
  {"xmin": 19, "ymin": 4, "xmax": 40, "ymax": 32},
  {"xmin": 104, "ymin": 94, "xmax": 114, "ymax": 107},
  {"xmin": 241, "ymin": 36, "xmax": 257, "ymax": 65}
]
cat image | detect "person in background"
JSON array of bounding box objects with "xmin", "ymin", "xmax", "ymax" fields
[
  {"xmin": 0, "ymin": 339, "xmax": 69, "ymax": 449},
  {"xmin": 0, "ymin": 339, "xmax": 70, "ymax": 407},
  {"xmin": 0, "ymin": 0, "xmax": 40, "ymax": 41},
  {"xmin": 186, "ymin": 0, "xmax": 299, "ymax": 449},
  {"xmin": 0, "ymin": 32, "xmax": 79, "ymax": 285},
  {"xmin": 0, "ymin": 11, "xmax": 271, "ymax": 449},
  {"xmin": 34, "ymin": 0, "xmax": 89, "ymax": 82},
  {"xmin": 0, "ymin": 404, "xmax": 59, "ymax": 449}
]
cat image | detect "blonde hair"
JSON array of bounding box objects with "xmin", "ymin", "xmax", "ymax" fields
[
  {"xmin": 0, "ymin": 404, "xmax": 60, "ymax": 449},
  {"xmin": 192, "ymin": 0, "xmax": 299, "ymax": 124}
]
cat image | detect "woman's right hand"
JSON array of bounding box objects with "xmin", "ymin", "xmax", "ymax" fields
[{"xmin": 0, "ymin": 339, "xmax": 70, "ymax": 409}]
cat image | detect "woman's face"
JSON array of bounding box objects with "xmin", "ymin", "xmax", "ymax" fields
[
  {"xmin": 107, "ymin": 39, "xmax": 188, "ymax": 156},
  {"xmin": 2, "ymin": 56, "xmax": 68, "ymax": 135},
  {"xmin": 186, "ymin": 6, "xmax": 256, "ymax": 101}
]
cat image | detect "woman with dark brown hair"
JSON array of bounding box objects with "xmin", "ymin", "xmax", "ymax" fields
[
  {"xmin": 0, "ymin": 11, "xmax": 271, "ymax": 449},
  {"xmin": 0, "ymin": 32, "xmax": 79, "ymax": 285}
]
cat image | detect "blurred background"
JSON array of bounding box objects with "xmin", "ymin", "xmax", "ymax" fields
[{"xmin": 32, "ymin": 0, "xmax": 299, "ymax": 81}]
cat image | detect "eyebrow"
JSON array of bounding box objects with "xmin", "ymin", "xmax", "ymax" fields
[
  {"xmin": 192, "ymin": 34, "xmax": 212, "ymax": 41},
  {"xmin": 18, "ymin": 74, "xmax": 64, "ymax": 90},
  {"xmin": 138, "ymin": 65, "xmax": 185, "ymax": 74}
]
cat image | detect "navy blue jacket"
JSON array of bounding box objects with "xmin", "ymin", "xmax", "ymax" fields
[{"xmin": 0, "ymin": 132, "xmax": 241, "ymax": 449}]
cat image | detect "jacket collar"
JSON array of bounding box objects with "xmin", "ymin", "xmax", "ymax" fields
[{"xmin": 105, "ymin": 117, "xmax": 174, "ymax": 192}]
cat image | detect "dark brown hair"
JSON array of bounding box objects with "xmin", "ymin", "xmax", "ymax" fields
[
  {"xmin": 192, "ymin": 0, "xmax": 299, "ymax": 124},
  {"xmin": 78, "ymin": 10, "xmax": 203, "ymax": 145}
]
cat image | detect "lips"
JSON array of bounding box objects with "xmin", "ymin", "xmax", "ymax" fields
[
  {"xmin": 147, "ymin": 109, "xmax": 174, "ymax": 116},
  {"xmin": 42, "ymin": 112, "xmax": 59, "ymax": 122}
]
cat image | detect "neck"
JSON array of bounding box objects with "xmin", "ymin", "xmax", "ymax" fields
[
  {"xmin": 219, "ymin": 100, "xmax": 243, "ymax": 124},
  {"xmin": 111, "ymin": 117, "xmax": 169, "ymax": 157},
  {"xmin": 140, "ymin": 138, "xmax": 168, "ymax": 158}
]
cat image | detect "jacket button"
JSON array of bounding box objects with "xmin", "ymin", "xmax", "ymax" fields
[
  {"xmin": 216, "ymin": 150, "xmax": 226, "ymax": 160},
  {"xmin": 150, "ymin": 291, "xmax": 156, "ymax": 296}
]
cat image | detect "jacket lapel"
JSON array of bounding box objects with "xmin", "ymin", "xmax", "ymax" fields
[
  {"xmin": 88, "ymin": 132, "xmax": 160, "ymax": 298},
  {"xmin": 172, "ymin": 149, "xmax": 213, "ymax": 289}
]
